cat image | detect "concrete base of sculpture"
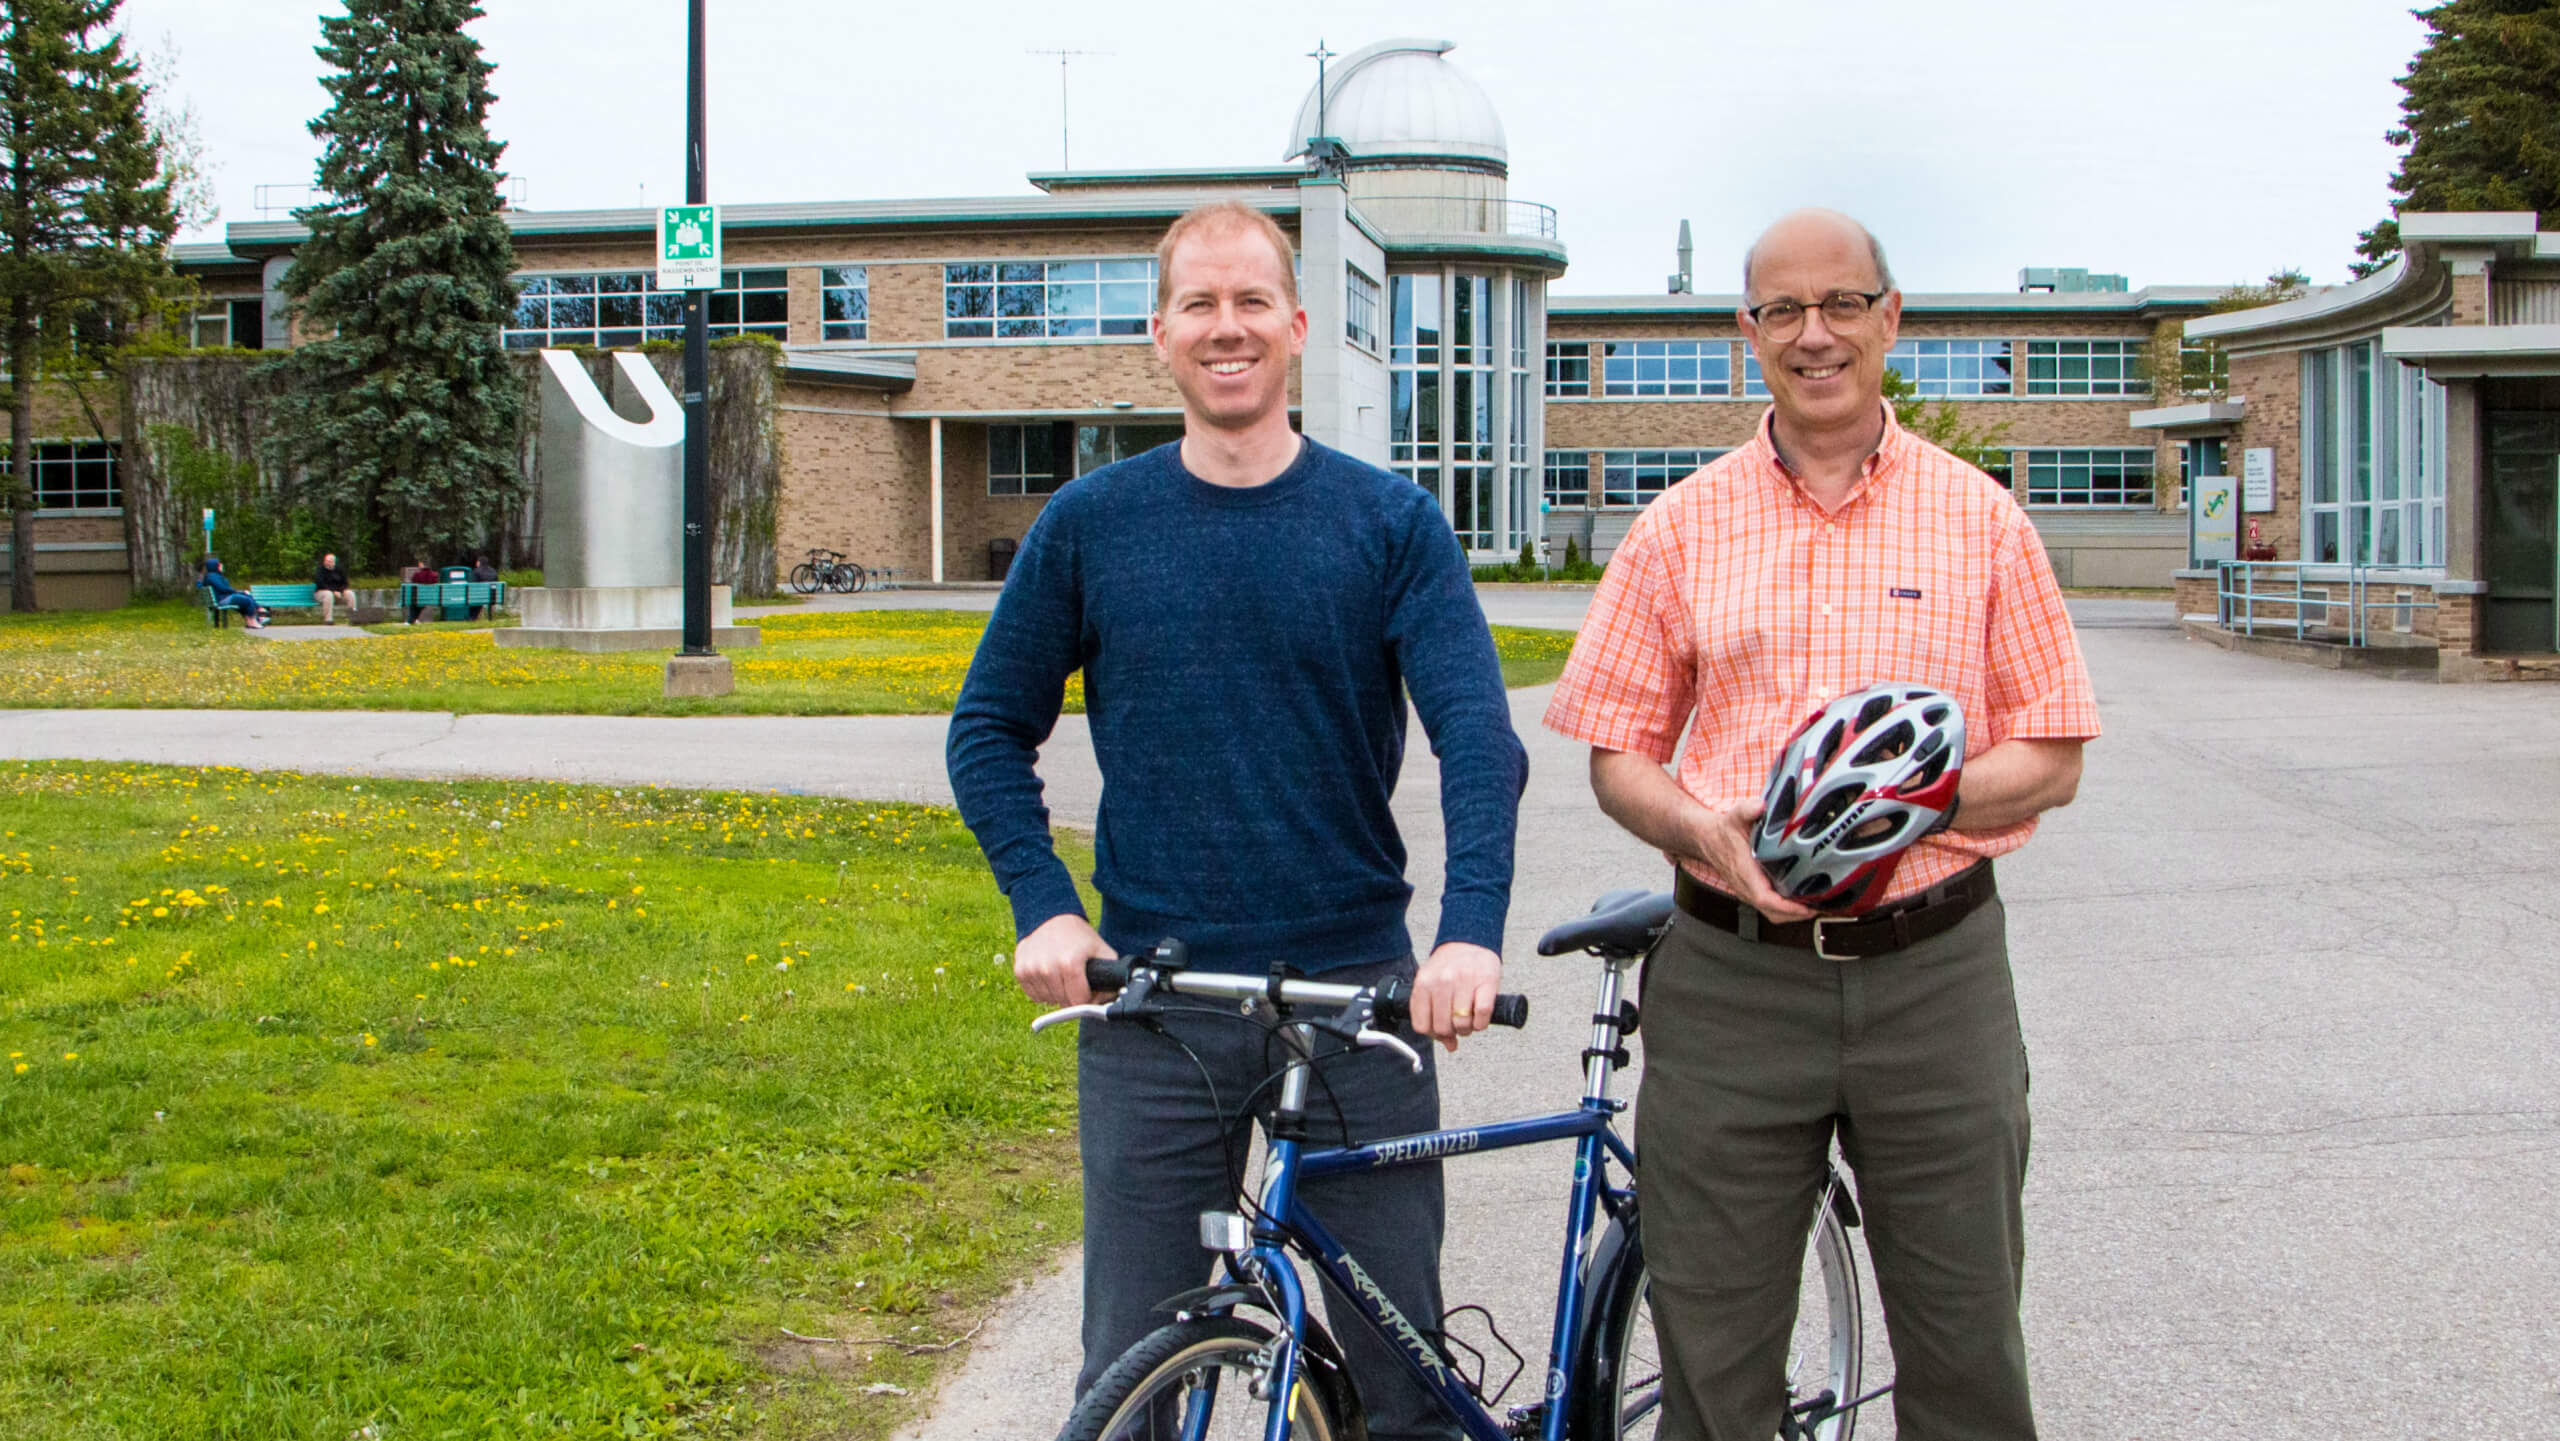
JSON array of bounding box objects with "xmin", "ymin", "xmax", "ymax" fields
[
  {"xmin": 494, "ymin": 585, "xmax": 762, "ymax": 652},
  {"xmin": 663, "ymin": 653, "xmax": 735, "ymax": 697}
]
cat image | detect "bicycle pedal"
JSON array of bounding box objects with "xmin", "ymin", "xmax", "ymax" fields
[{"xmin": 1500, "ymin": 1404, "xmax": 1545, "ymax": 1438}]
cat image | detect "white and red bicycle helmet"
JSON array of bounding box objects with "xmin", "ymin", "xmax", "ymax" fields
[{"xmin": 1753, "ymin": 682, "xmax": 1965, "ymax": 915}]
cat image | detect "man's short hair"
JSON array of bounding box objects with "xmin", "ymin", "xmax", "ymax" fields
[
  {"xmin": 1155, "ymin": 201, "xmax": 1298, "ymax": 313},
  {"xmin": 1742, "ymin": 209, "xmax": 1897, "ymax": 299}
]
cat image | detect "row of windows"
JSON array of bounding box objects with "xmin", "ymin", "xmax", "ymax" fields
[
  {"xmin": 1545, "ymin": 339, "xmax": 2158, "ymax": 399},
  {"xmin": 504, "ymin": 269, "xmax": 791, "ymax": 348},
  {"xmin": 2303, "ymin": 341, "xmax": 2445, "ymax": 566},
  {"xmin": 987, "ymin": 422, "xmax": 1186, "ymax": 496},
  {"xmin": 1543, "ymin": 449, "xmax": 1727, "ymax": 509},
  {"xmin": 1540, "ymin": 445, "xmax": 2156, "ymax": 509},
  {"xmin": 945, "ymin": 259, "xmax": 1155, "ymax": 339},
  {"xmin": 3, "ymin": 439, "xmax": 121, "ymax": 510}
]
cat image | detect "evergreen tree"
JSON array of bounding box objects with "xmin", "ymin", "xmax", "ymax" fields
[
  {"xmin": 268, "ymin": 0, "xmax": 520, "ymax": 565},
  {"xmin": 2357, "ymin": 0, "xmax": 2560, "ymax": 275},
  {"xmin": 0, "ymin": 0, "xmax": 177, "ymax": 611}
]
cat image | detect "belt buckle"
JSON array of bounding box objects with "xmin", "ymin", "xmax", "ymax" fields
[{"xmin": 1812, "ymin": 917, "xmax": 1852, "ymax": 962}]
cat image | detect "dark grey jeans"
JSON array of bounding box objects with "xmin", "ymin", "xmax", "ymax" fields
[{"xmin": 1074, "ymin": 952, "xmax": 1457, "ymax": 1440}]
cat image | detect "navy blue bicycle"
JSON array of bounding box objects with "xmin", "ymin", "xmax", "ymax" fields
[{"xmin": 1035, "ymin": 890, "xmax": 1878, "ymax": 1441}]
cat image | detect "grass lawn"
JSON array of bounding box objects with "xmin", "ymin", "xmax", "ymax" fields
[
  {"xmin": 0, "ymin": 762, "xmax": 1084, "ymax": 1439},
  {"xmin": 0, "ymin": 602, "xmax": 1576, "ymax": 714}
]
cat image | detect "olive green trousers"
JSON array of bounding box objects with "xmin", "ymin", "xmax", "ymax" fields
[{"xmin": 1634, "ymin": 895, "xmax": 2035, "ymax": 1441}]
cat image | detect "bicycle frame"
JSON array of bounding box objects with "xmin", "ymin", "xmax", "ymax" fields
[{"xmin": 1202, "ymin": 959, "xmax": 1644, "ymax": 1441}]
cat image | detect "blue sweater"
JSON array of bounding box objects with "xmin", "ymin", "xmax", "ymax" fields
[{"xmin": 947, "ymin": 438, "xmax": 1527, "ymax": 974}]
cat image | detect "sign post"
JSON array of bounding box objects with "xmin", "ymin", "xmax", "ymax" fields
[{"xmin": 662, "ymin": 0, "xmax": 732, "ymax": 697}]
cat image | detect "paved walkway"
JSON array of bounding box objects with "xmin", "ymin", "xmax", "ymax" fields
[{"xmin": 7, "ymin": 602, "xmax": 2553, "ymax": 1438}]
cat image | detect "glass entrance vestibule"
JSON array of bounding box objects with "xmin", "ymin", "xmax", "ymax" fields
[{"xmin": 1387, "ymin": 268, "xmax": 1542, "ymax": 557}]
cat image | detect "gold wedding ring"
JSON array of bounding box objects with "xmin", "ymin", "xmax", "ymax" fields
[{"xmin": 1452, "ymin": 1007, "xmax": 1475, "ymax": 1021}]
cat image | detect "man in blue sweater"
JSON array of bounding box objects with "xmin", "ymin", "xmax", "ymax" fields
[{"xmin": 947, "ymin": 201, "xmax": 1527, "ymax": 1438}]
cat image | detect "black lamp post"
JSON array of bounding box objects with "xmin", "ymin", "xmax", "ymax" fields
[{"xmin": 680, "ymin": 0, "xmax": 711, "ymax": 658}]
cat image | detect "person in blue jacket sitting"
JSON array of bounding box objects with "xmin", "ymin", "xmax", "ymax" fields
[{"xmin": 198, "ymin": 556, "xmax": 268, "ymax": 629}]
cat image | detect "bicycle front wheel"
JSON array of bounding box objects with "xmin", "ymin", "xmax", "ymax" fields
[
  {"xmin": 832, "ymin": 562, "xmax": 867, "ymax": 594},
  {"xmin": 1578, "ymin": 1194, "xmax": 1864, "ymax": 1440},
  {"xmin": 1057, "ymin": 1314, "xmax": 1358, "ymax": 1441},
  {"xmin": 788, "ymin": 562, "xmax": 820, "ymax": 595}
]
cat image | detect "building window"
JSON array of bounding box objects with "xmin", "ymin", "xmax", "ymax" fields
[
  {"xmin": 1743, "ymin": 353, "xmax": 1768, "ymax": 398},
  {"xmin": 1886, "ymin": 339, "xmax": 2013, "ymax": 397},
  {"xmin": 1598, "ymin": 448, "xmax": 1724, "ymax": 508},
  {"xmin": 506, "ymin": 268, "xmax": 785, "ymax": 348},
  {"xmin": 944, "ymin": 258, "xmax": 1154, "ymax": 339},
  {"xmin": 1389, "ymin": 273, "xmax": 1443, "ymax": 497},
  {"xmin": 1601, "ymin": 340, "xmax": 1730, "ymax": 398},
  {"xmin": 1345, "ymin": 265, "xmax": 1382, "ymax": 354},
  {"xmin": 1544, "ymin": 450, "xmax": 1591, "ymax": 508},
  {"xmin": 1546, "ymin": 341, "xmax": 1589, "ymax": 397},
  {"xmin": 2305, "ymin": 340, "xmax": 2443, "ymax": 566},
  {"xmin": 2023, "ymin": 339, "xmax": 2150, "ymax": 397},
  {"xmin": 821, "ymin": 267, "xmax": 868, "ymax": 341},
  {"xmin": 2020, "ymin": 447, "xmax": 2154, "ymax": 507},
  {"xmin": 2179, "ymin": 337, "xmax": 2227, "ymax": 397},
  {"xmin": 989, "ymin": 421, "xmax": 1185, "ymax": 496},
  {"xmin": 3, "ymin": 439, "xmax": 121, "ymax": 510}
]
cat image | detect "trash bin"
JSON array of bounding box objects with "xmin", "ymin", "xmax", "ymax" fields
[
  {"xmin": 988, "ymin": 536, "xmax": 1018, "ymax": 582},
  {"xmin": 439, "ymin": 565, "xmax": 473, "ymax": 621}
]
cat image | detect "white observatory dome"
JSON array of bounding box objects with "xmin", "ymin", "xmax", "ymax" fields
[{"xmin": 1285, "ymin": 39, "xmax": 1507, "ymax": 170}]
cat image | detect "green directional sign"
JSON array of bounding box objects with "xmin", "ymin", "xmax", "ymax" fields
[{"xmin": 657, "ymin": 204, "xmax": 720, "ymax": 290}]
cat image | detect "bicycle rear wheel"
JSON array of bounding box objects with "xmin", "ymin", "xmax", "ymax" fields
[
  {"xmin": 788, "ymin": 562, "xmax": 820, "ymax": 595},
  {"xmin": 1577, "ymin": 1193, "xmax": 1864, "ymax": 1440},
  {"xmin": 836, "ymin": 562, "xmax": 868, "ymax": 594},
  {"xmin": 1057, "ymin": 1314, "xmax": 1359, "ymax": 1441}
]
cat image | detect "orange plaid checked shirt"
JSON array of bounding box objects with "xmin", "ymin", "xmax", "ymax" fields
[{"xmin": 1543, "ymin": 404, "xmax": 2100, "ymax": 905}]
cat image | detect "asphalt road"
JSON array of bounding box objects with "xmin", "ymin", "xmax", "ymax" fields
[{"xmin": 8, "ymin": 598, "xmax": 2556, "ymax": 1439}]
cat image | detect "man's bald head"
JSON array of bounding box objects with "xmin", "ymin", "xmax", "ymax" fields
[{"xmin": 1742, "ymin": 208, "xmax": 1896, "ymax": 302}]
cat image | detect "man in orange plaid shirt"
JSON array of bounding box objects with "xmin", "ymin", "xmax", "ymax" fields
[{"xmin": 1543, "ymin": 209, "xmax": 2099, "ymax": 1441}]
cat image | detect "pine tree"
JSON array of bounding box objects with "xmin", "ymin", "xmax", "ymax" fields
[
  {"xmin": 0, "ymin": 0, "xmax": 177, "ymax": 611},
  {"xmin": 267, "ymin": 0, "xmax": 520, "ymax": 566},
  {"xmin": 2357, "ymin": 0, "xmax": 2560, "ymax": 275}
]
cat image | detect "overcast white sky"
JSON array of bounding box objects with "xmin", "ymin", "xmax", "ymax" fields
[{"xmin": 124, "ymin": 0, "xmax": 2428, "ymax": 296}]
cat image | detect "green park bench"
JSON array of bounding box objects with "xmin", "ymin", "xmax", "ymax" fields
[
  {"xmin": 198, "ymin": 582, "xmax": 318, "ymax": 627},
  {"xmin": 399, "ymin": 580, "xmax": 507, "ymax": 623}
]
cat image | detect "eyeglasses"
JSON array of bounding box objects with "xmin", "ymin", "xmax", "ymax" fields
[{"xmin": 1745, "ymin": 290, "xmax": 1887, "ymax": 342}]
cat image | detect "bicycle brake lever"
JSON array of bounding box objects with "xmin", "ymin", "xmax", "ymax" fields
[
  {"xmin": 1029, "ymin": 1004, "xmax": 1110, "ymax": 1033},
  {"xmin": 1353, "ymin": 1027, "xmax": 1424, "ymax": 1074}
]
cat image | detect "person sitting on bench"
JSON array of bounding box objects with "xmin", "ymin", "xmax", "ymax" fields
[
  {"xmin": 199, "ymin": 556, "xmax": 267, "ymax": 630},
  {"xmin": 313, "ymin": 551, "xmax": 356, "ymax": 623},
  {"xmin": 404, "ymin": 558, "xmax": 440, "ymax": 623}
]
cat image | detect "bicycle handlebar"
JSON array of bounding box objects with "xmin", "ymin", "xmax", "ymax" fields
[{"xmin": 1081, "ymin": 950, "xmax": 1529, "ymax": 1030}]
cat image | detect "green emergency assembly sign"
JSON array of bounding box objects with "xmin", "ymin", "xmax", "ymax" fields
[{"xmin": 658, "ymin": 205, "xmax": 720, "ymax": 290}]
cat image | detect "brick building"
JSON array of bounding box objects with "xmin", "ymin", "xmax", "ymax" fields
[
  {"xmin": 11, "ymin": 37, "xmax": 2233, "ymax": 605},
  {"xmin": 2170, "ymin": 212, "xmax": 2560, "ymax": 680}
]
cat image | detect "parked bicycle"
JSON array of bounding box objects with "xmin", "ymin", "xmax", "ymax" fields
[
  {"xmin": 1036, "ymin": 889, "xmax": 1880, "ymax": 1441},
  {"xmin": 789, "ymin": 547, "xmax": 867, "ymax": 594}
]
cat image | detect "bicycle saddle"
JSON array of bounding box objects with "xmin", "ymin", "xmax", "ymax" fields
[{"xmin": 1536, "ymin": 889, "xmax": 1674, "ymax": 958}]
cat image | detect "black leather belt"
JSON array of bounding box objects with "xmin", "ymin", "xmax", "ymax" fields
[{"xmin": 1673, "ymin": 861, "xmax": 1996, "ymax": 961}]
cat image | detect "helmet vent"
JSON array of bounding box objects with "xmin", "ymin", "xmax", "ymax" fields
[
  {"xmin": 1799, "ymin": 782, "xmax": 1861, "ymax": 836},
  {"xmin": 1856, "ymin": 694, "xmax": 1896, "ymax": 729},
  {"xmin": 1839, "ymin": 812, "xmax": 1909, "ymax": 852},
  {"xmin": 1768, "ymin": 776, "xmax": 1802, "ymax": 829},
  {"xmin": 1852, "ymin": 719, "xmax": 1916, "ymax": 768}
]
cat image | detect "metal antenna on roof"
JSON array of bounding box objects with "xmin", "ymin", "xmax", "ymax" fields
[
  {"xmin": 1027, "ymin": 49, "xmax": 1111, "ymax": 170},
  {"xmin": 1308, "ymin": 38, "xmax": 1337, "ymax": 141}
]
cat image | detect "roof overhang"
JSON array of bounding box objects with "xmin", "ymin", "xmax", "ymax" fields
[
  {"xmin": 2128, "ymin": 399, "xmax": 2246, "ymax": 431},
  {"xmin": 2381, "ymin": 323, "xmax": 2560, "ymax": 378},
  {"xmin": 1028, "ymin": 165, "xmax": 1307, "ymax": 193},
  {"xmin": 1551, "ymin": 288, "xmax": 2220, "ymax": 319},
  {"xmin": 2184, "ymin": 213, "xmax": 2556, "ymax": 356},
  {"xmin": 224, "ymin": 191, "xmax": 1304, "ymax": 259},
  {"xmin": 780, "ymin": 347, "xmax": 916, "ymax": 392}
]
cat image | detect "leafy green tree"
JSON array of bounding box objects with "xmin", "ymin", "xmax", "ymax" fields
[
  {"xmin": 267, "ymin": 0, "xmax": 520, "ymax": 566},
  {"xmin": 1880, "ymin": 367, "xmax": 2012, "ymax": 476},
  {"xmin": 0, "ymin": 0, "xmax": 177, "ymax": 611},
  {"xmin": 2357, "ymin": 0, "xmax": 2560, "ymax": 275}
]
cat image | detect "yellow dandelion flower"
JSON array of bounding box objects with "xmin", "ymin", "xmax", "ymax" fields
[
  {"xmin": 312, "ymin": 902, "xmax": 329, "ymax": 914},
  {"xmin": 61, "ymin": 1052, "xmax": 76, "ymax": 1061}
]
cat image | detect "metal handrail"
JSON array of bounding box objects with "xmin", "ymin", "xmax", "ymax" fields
[
  {"xmin": 2214, "ymin": 561, "xmax": 2440, "ymax": 646},
  {"xmin": 1350, "ymin": 195, "xmax": 1560, "ymax": 241}
]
